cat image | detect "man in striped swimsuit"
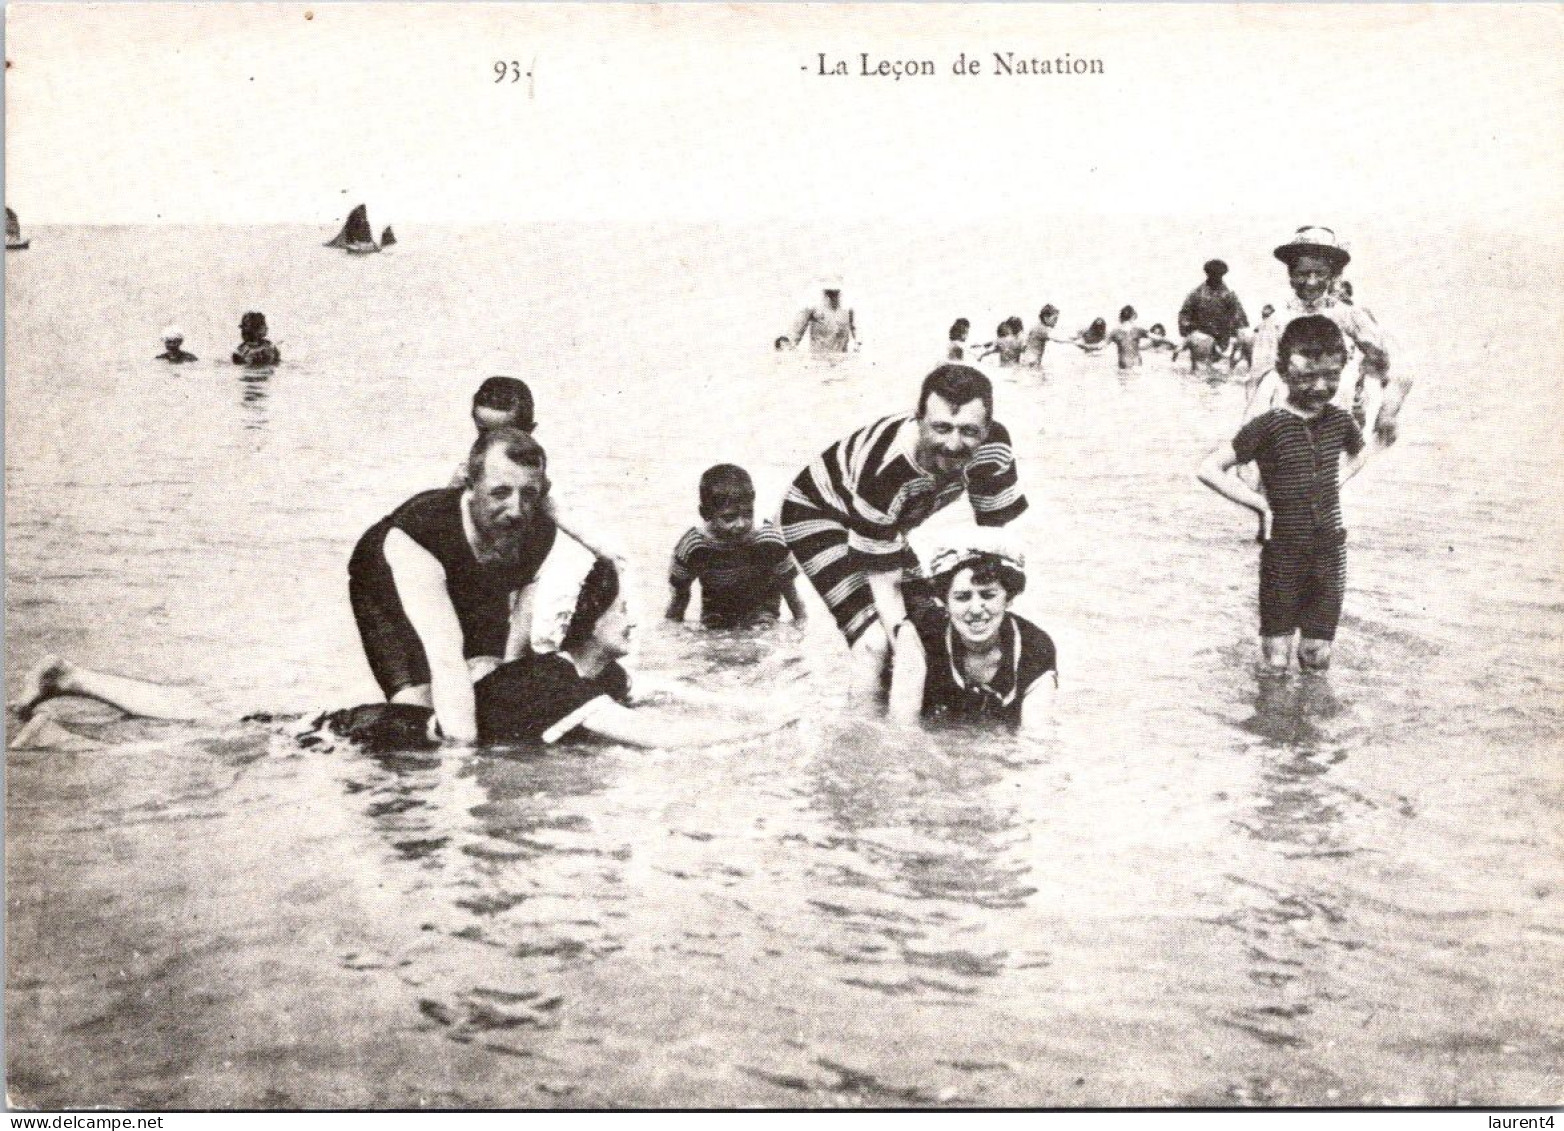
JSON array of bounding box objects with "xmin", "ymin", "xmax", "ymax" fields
[
  {"xmin": 780, "ymin": 364, "xmax": 1028, "ymax": 709},
  {"xmin": 1198, "ymin": 316, "xmax": 1386, "ymax": 672}
]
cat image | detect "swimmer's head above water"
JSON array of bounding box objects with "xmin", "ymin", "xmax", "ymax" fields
[
  {"xmin": 1119, "ymin": 305, "xmax": 1136, "ymax": 323},
  {"xmin": 698, "ymin": 463, "xmax": 756, "ymax": 543},
  {"xmin": 471, "ymin": 376, "xmax": 536, "ymax": 433},
  {"xmin": 238, "ymin": 311, "xmax": 269, "ymax": 343}
]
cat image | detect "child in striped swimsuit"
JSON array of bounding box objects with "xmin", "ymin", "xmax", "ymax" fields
[
  {"xmin": 1197, "ymin": 315, "xmax": 1386, "ymax": 672},
  {"xmin": 667, "ymin": 465, "xmax": 807, "ymax": 629}
]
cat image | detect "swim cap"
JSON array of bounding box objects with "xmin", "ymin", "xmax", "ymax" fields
[
  {"xmin": 162, "ymin": 325, "xmax": 184, "ymax": 342},
  {"xmin": 927, "ymin": 532, "xmax": 1026, "ymax": 596}
]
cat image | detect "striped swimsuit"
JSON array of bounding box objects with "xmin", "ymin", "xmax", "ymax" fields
[
  {"xmin": 1232, "ymin": 405, "xmax": 1365, "ymax": 640},
  {"xmin": 668, "ymin": 521, "xmax": 798, "ymax": 628},
  {"xmin": 779, "ymin": 414, "xmax": 1027, "ymax": 645}
]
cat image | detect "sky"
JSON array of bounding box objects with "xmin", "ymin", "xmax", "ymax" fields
[{"xmin": 3, "ymin": 3, "xmax": 1562, "ymax": 226}]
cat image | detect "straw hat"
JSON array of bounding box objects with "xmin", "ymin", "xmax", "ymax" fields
[{"xmin": 1273, "ymin": 226, "xmax": 1351, "ymax": 272}]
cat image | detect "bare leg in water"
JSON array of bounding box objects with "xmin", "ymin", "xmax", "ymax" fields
[{"xmin": 9, "ymin": 655, "xmax": 214, "ymax": 748}]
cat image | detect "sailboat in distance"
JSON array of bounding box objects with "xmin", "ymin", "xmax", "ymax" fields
[
  {"xmin": 324, "ymin": 204, "xmax": 380, "ymax": 254},
  {"xmin": 6, "ymin": 207, "xmax": 31, "ymax": 251},
  {"xmin": 380, "ymin": 226, "xmax": 396, "ymax": 248}
]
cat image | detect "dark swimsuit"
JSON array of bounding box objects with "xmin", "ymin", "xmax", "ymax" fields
[
  {"xmin": 348, "ymin": 488, "xmax": 556, "ymax": 697},
  {"xmin": 313, "ymin": 654, "xmax": 630, "ymax": 751},
  {"xmin": 914, "ymin": 612, "xmax": 1057, "ymax": 729}
]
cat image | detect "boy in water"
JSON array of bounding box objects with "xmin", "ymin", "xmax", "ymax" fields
[
  {"xmin": 667, "ymin": 464, "xmax": 807, "ymax": 628},
  {"xmin": 976, "ymin": 318, "xmax": 1026, "ymax": 367},
  {"xmin": 1197, "ymin": 316, "xmax": 1385, "ymax": 672},
  {"xmin": 1021, "ymin": 305, "xmax": 1080, "ymax": 368},
  {"xmin": 1105, "ymin": 306, "xmax": 1151, "ymax": 370},
  {"xmin": 156, "ymin": 326, "xmax": 198, "ymax": 364},
  {"xmin": 232, "ymin": 312, "xmax": 281, "ymax": 367},
  {"xmin": 1146, "ymin": 323, "xmax": 1178, "ymax": 353}
]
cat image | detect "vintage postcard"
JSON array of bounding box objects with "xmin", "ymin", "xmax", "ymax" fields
[{"xmin": 5, "ymin": 2, "xmax": 1561, "ymax": 1112}]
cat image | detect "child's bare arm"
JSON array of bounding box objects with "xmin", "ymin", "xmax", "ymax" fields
[
  {"xmin": 665, "ymin": 584, "xmax": 692, "ymax": 621},
  {"xmin": 1198, "ymin": 443, "xmax": 1272, "ymax": 537}
]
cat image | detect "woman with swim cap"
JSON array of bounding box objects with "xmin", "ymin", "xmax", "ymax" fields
[{"xmin": 887, "ymin": 537, "xmax": 1057, "ymax": 734}]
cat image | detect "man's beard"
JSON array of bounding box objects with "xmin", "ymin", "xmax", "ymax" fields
[{"xmin": 474, "ymin": 516, "xmax": 528, "ymax": 566}]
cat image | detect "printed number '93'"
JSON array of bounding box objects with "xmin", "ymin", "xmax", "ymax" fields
[{"xmin": 494, "ymin": 61, "xmax": 526, "ymax": 83}]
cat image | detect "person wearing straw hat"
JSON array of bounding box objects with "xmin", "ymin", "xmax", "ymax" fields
[
  {"xmin": 886, "ymin": 534, "xmax": 1056, "ymax": 733},
  {"xmin": 786, "ymin": 275, "xmax": 858, "ymax": 353},
  {"xmin": 155, "ymin": 326, "xmax": 198, "ymax": 364},
  {"xmin": 1248, "ymin": 226, "xmax": 1411, "ymax": 444}
]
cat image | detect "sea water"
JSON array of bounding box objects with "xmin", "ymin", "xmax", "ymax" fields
[{"xmin": 5, "ymin": 223, "xmax": 1562, "ymax": 1106}]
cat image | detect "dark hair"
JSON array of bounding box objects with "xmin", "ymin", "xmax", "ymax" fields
[
  {"xmin": 699, "ymin": 463, "xmax": 754, "ymax": 514},
  {"xmin": 774, "ymin": 336, "xmax": 792, "ymax": 351},
  {"xmin": 935, "ymin": 551, "xmax": 1025, "ymax": 599},
  {"xmin": 1276, "ymin": 314, "xmax": 1348, "ymax": 371},
  {"xmin": 1204, "ymin": 259, "xmax": 1228, "ymax": 279},
  {"xmin": 1261, "ymin": 304, "xmax": 1275, "ymax": 318},
  {"xmin": 239, "ymin": 312, "xmax": 269, "ymax": 342},
  {"xmin": 948, "ymin": 318, "xmax": 970, "ymax": 340},
  {"xmin": 1119, "ymin": 305, "xmax": 1136, "ymax": 322},
  {"xmin": 464, "ymin": 425, "xmax": 547, "ymax": 488},
  {"xmin": 1149, "ymin": 322, "xmax": 1166, "ymax": 335},
  {"xmin": 472, "ymin": 376, "xmax": 536, "ymax": 430},
  {"xmin": 917, "ymin": 364, "xmax": 994, "ymax": 420},
  {"xmin": 561, "ymin": 558, "xmax": 621, "ymax": 654},
  {"xmin": 1040, "ymin": 304, "xmax": 1059, "ymax": 321},
  {"xmin": 1336, "ymin": 280, "xmax": 1354, "ymax": 301}
]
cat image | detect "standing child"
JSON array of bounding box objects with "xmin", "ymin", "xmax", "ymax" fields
[
  {"xmin": 1022, "ymin": 305, "xmax": 1074, "ymax": 367},
  {"xmin": 1105, "ymin": 306, "xmax": 1151, "ymax": 370},
  {"xmin": 1196, "ymin": 316, "xmax": 1384, "ymax": 672},
  {"xmin": 667, "ymin": 464, "xmax": 808, "ymax": 629}
]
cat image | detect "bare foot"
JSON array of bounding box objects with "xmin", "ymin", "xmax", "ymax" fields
[
  {"xmin": 11, "ymin": 655, "xmax": 70, "ymax": 721},
  {"xmin": 8, "ymin": 713, "xmax": 102, "ymax": 751}
]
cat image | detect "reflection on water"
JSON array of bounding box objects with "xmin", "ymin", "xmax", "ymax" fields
[{"xmin": 237, "ymin": 369, "xmax": 271, "ymax": 429}]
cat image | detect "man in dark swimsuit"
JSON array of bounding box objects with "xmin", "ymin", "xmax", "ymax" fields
[
  {"xmin": 1178, "ymin": 259, "xmax": 1249, "ymax": 355},
  {"xmin": 348, "ymin": 426, "xmax": 557, "ymax": 743}
]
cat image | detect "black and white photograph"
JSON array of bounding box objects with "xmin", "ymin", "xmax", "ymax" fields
[{"xmin": 4, "ymin": 1, "xmax": 1561, "ymax": 1111}]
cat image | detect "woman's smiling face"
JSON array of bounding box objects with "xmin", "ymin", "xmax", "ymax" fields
[{"xmin": 945, "ymin": 567, "xmax": 1011, "ymax": 649}]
